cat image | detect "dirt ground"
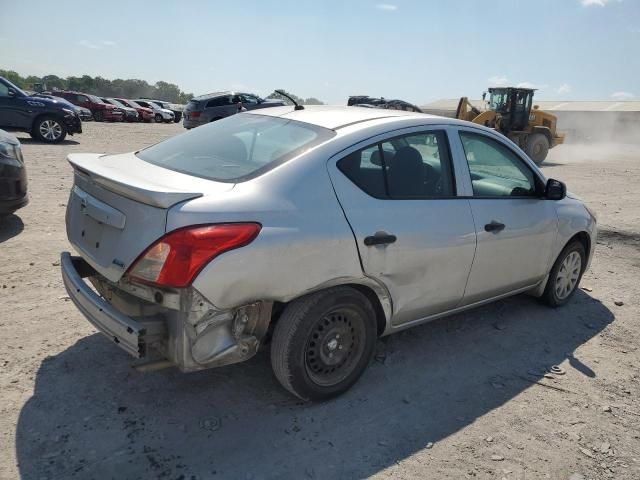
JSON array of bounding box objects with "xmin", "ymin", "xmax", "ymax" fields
[{"xmin": 1, "ymin": 122, "xmax": 639, "ymax": 480}]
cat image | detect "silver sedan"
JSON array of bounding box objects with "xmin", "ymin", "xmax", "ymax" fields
[{"xmin": 61, "ymin": 106, "xmax": 597, "ymax": 401}]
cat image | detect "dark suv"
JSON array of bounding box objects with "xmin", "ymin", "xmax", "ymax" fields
[
  {"xmin": 183, "ymin": 92, "xmax": 285, "ymax": 129},
  {"xmin": 0, "ymin": 77, "xmax": 82, "ymax": 143},
  {"xmin": 50, "ymin": 91, "xmax": 124, "ymax": 122}
]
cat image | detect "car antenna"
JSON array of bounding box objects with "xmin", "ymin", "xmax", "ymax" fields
[{"xmin": 274, "ymin": 90, "xmax": 304, "ymax": 110}]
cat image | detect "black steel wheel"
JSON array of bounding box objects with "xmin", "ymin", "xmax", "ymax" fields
[{"xmin": 271, "ymin": 286, "xmax": 377, "ymax": 401}]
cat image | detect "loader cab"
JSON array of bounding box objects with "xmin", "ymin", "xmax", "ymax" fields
[{"xmin": 488, "ymin": 87, "xmax": 535, "ymax": 133}]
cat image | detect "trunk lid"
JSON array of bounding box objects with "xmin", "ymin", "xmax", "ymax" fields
[{"xmin": 66, "ymin": 152, "xmax": 233, "ymax": 282}]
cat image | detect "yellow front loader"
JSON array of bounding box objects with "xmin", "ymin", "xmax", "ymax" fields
[{"xmin": 456, "ymin": 87, "xmax": 565, "ymax": 164}]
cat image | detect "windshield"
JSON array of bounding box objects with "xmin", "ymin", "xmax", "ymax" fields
[
  {"xmin": 3, "ymin": 79, "xmax": 28, "ymax": 97},
  {"xmin": 107, "ymin": 98, "xmax": 125, "ymax": 108},
  {"xmin": 136, "ymin": 113, "xmax": 335, "ymax": 182},
  {"xmin": 88, "ymin": 94, "xmax": 103, "ymax": 104}
]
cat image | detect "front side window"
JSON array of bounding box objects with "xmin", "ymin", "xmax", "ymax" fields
[
  {"xmin": 135, "ymin": 113, "xmax": 335, "ymax": 182},
  {"xmin": 337, "ymin": 130, "xmax": 456, "ymax": 199},
  {"xmin": 459, "ymin": 131, "xmax": 538, "ymax": 197},
  {"xmin": 0, "ymin": 82, "xmax": 9, "ymax": 97}
]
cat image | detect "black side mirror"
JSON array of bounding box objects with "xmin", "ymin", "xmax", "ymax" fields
[
  {"xmin": 7, "ymin": 87, "xmax": 16, "ymax": 98},
  {"xmin": 545, "ymin": 178, "xmax": 566, "ymax": 200}
]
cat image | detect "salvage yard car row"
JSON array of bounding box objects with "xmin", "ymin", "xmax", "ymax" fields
[{"xmin": 0, "ymin": 75, "xmax": 183, "ymax": 144}]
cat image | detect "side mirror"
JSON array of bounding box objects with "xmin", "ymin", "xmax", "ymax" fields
[
  {"xmin": 7, "ymin": 87, "xmax": 16, "ymax": 98},
  {"xmin": 545, "ymin": 178, "xmax": 566, "ymax": 200}
]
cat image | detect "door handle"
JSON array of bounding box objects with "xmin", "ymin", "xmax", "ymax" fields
[
  {"xmin": 484, "ymin": 221, "xmax": 505, "ymax": 233},
  {"xmin": 364, "ymin": 231, "xmax": 397, "ymax": 246}
]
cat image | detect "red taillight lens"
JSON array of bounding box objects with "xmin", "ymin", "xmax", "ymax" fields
[
  {"xmin": 189, "ymin": 111, "xmax": 201, "ymax": 118},
  {"xmin": 127, "ymin": 223, "xmax": 261, "ymax": 288}
]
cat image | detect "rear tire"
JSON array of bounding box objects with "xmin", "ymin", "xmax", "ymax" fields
[
  {"xmin": 525, "ymin": 133, "xmax": 549, "ymax": 165},
  {"xmin": 155, "ymin": 113, "xmax": 163, "ymax": 123},
  {"xmin": 541, "ymin": 241, "xmax": 586, "ymax": 307},
  {"xmin": 270, "ymin": 287, "xmax": 377, "ymax": 401},
  {"xmin": 93, "ymin": 110, "xmax": 104, "ymax": 122},
  {"xmin": 32, "ymin": 116, "xmax": 67, "ymax": 143}
]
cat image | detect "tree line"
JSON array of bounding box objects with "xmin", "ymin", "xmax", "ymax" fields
[
  {"xmin": 0, "ymin": 70, "xmax": 194, "ymax": 104},
  {"xmin": 0, "ymin": 70, "xmax": 326, "ymax": 106}
]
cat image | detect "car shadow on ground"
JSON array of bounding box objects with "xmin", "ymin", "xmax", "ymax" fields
[
  {"xmin": 15, "ymin": 291, "xmax": 613, "ymax": 479},
  {"xmin": 0, "ymin": 214, "xmax": 24, "ymax": 243},
  {"xmin": 16, "ymin": 137, "xmax": 80, "ymax": 146}
]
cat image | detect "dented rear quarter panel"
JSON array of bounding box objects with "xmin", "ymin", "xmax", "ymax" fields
[{"xmin": 168, "ymin": 143, "xmax": 372, "ymax": 311}]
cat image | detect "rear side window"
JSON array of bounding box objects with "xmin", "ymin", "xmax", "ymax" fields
[
  {"xmin": 136, "ymin": 113, "xmax": 335, "ymax": 182},
  {"xmin": 337, "ymin": 130, "xmax": 455, "ymax": 199},
  {"xmin": 206, "ymin": 96, "xmax": 230, "ymax": 108}
]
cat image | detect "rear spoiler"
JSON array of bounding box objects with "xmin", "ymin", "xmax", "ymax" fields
[{"xmin": 68, "ymin": 153, "xmax": 203, "ymax": 208}]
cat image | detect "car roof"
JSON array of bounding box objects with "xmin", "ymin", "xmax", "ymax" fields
[
  {"xmin": 244, "ymin": 105, "xmax": 456, "ymax": 130},
  {"xmin": 192, "ymin": 91, "xmax": 234, "ymax": 101}
]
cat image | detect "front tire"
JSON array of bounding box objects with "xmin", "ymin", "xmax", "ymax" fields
[
  {"xmin": 525, "ymin": 133, "xmax": 549, "ymax": 165},
  {"xmin": 270, "ymin": 287, "xmax": 377, "ymax": 401},
  {"xmin": 542, "ymin": 241, "xmax": 586, "ymax": 307},
  {"xmin": 93, "ymin": 110, "xmax": 104, "ymax": 122},
  {"xmin": 32, "ymin": 116, "xmax": 67, "ymax": 143},
  {"xmin": 154, "ymin": 113, "xmax": 163, "ymax": 123}
]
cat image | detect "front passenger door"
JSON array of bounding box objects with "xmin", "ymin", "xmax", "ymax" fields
[{"xmin": 455, "ymin": 129, "xmax": 558, "ymax": 305}]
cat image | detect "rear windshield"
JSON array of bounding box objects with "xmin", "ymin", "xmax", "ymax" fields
[{"xmin": 136, "ymin": 113, "xmax": 336, "ymax": 182}]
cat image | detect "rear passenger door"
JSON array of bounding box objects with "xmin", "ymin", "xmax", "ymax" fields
[
  {"xmin": 453, "ymin": 128, "xmax": 558, "ymax": 304},
  {"xmin": 328, "ymin": 127, "xmax": 477, "ymax": 326}
]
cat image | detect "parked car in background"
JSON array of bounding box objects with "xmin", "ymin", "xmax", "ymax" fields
[
  {"xmin": 132, "ymin": 100, "xmax": 174, "ymax": 123},
  {"xmin": 0, "ymin": 77, "xmax": 82, "ymax": 143},
  {"xmin": 32, "ymin": 93, "xmax": 93, "ymax": 121},
  {"xmin": 101, "ymin": 98, "xmax": 139, "ymax": 122},
  {"xmin": 50, "ymin": 91, "xmax": 124, "ymax": 122},
  {"xmin": 60, "ymin": 106, "xmax": 597, "ymax": 401},
  {"xmin": 182, "ymin": 92, "xmax": 285, "ymax": 129},
  {"xmin": 140, "ymin": 99, "xmax": 183, "ymax": 123},
  {"xmin": 113, "ymin": 99, "xmax": 154, "ymax": 123},
  {"xmin": 0, "ymin": 129, "xmax": 27, "ymax": 217},
  {"xmin": 348, "ymin": 95, "xmax": 423, "ymax": 112}
]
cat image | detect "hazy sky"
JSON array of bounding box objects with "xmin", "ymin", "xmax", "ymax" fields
[{"xmin": 1, "ymin": 0, "xmax": 638, "ymax": 104}]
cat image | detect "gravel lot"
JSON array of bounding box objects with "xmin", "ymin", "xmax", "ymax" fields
[{"xmin": 1, "ymin": 122, "xmax": 639, "ymax": 480}]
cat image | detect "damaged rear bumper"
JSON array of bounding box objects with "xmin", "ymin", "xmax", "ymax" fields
[
  {"xmin": 60, "ymin": 251, "xmax": 272, "ymax": 371},
  {"xmin": 61, "ymin": 252, "xmax": 164, "ymax": 357}
]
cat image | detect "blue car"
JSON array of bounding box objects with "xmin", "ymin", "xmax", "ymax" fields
[{"xmin": 0, "ymin": 77, "xmax": 82, "ymax": 143}]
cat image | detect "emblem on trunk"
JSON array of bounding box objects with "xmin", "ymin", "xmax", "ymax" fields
[{"xmin": 112, "ymin": 258, "xmax": 125, "ymax": 269}]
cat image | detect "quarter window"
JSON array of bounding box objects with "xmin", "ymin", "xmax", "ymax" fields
[
  {"xmin": 459, "ymin": 131, "xmax": 537, "ymax": 197},
  {"xmin": 337, "ymin": 130, "xmax": 455, "ymax": 199}
]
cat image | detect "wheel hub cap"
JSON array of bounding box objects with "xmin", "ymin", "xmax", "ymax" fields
[
  {"xmin": 39, "ymin": 120, "xmax": 62, "ymax": 140},
  {"xmin": 555, "ymin": 251, "xmax": 581, "ymax": 300}
]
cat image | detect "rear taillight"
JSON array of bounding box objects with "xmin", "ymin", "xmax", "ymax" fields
[
  {"xmin": 127, "ymin": 223, "xmax": 261, "ymax": 288},
  {"xmin": 189, "ymin": 111, "xmax": 201, "ymax": 118}
]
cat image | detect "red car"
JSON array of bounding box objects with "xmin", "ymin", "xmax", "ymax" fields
[
  {"xmin": 114, "ymin": 98, "xmax": 155, "ymax": 123},
  {"xmin": 48, "ymin": 91, "xmax": 124, "ymax": 122}
]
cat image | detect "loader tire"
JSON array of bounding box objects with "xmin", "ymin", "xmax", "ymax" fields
[{"xmin": 526, "ymin": 133, "xmax": 549, "ymax": 165}]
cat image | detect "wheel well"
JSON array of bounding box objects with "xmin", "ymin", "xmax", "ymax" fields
[
  {"xmin": 32, "ymin": 112, "xmax": 63, "ymax": 128},
  {"xmin": 568, "ymin": 231, "xmax": 591, "ymax": 264},
  {"xmin": 268, "ymin": 284, "xmax": 388, "ymax": 339},
  {"xmin": 531, "ymin": 127, "xmax": 552, "ymax": 144},
  {"xmin": 349, "ymin": 284, "xmax": 387, "ymax": 336}
]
